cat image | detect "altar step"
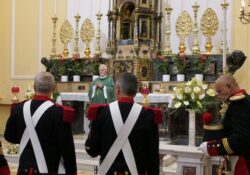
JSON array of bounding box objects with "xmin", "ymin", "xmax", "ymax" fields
[{"xmin": 3, "ymin": 134, "xmax": 177, "ymax": 175}]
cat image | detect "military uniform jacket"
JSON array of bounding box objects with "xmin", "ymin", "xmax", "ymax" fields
[
  {"xmin": 4, "ymin": 95, "xmax": 77, "ymax": 174},
  {"xmin": 207, "ymin": 90, "xmax": 250, "ymax": 173},
  {"xmin": 85, "ymin": 97, "xmax": 160, "ymax": 175}
]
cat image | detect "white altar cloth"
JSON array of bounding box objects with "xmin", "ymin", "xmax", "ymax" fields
[{"xmin": 59, "ymin": 92, "xmax": 174, "ymax": 105}]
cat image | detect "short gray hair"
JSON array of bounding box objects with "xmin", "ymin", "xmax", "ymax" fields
[
  {"xmin": 116, "ymin": 72, "xmax": 138, "ymax": 96},
  {"xmin": 34, "ymin": 71, "xmax": 55, "ymax": 93}
]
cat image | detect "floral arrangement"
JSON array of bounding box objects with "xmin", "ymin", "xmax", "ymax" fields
[
  {"xmin": 173, "ymin": 77, "xmax": 216, "ymax": 113},
  {"xmin": 194, "ymin": 54, "xmax": 210, "ymax": 74},
  {"xmin": 175, "ymin": 53, "xmax": 188, "ymax": 74},
  {"xmin": 152, "ymin": 51, "xmax": 169, "ymax": 74}
]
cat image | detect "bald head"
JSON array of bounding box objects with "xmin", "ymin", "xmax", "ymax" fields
[{"xmin": 214, "ymin": 74, "xmax": 240, "ymax": 102}]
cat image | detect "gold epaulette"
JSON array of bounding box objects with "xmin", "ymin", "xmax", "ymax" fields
[{"xmin": 229, "ymin": 94, "xmax": 245, "ymax": 101}]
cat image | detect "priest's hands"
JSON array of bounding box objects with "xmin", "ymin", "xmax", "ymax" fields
[
  {"xmin": 96, "ymin": 82, "xmax": 103, "ymax": 88},
  {"xmin": 198, "ymin": 142, "xmax": 209, "ymax": 156}
]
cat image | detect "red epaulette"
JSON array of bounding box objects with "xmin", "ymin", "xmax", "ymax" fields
[
  {"xmin": 54, "ymin": 103, "xmax": 75, "ymax": 123},
  {"xmin": 143, "ymin": 106, "xmax": 163, "ymax": 124},
  {"xmin": 87, "ymin": 104, "xmax": 109, "ymax": 121},
  {"xmin": 0, "ymin": 165, "xmax": 10, "ymax": 175}
]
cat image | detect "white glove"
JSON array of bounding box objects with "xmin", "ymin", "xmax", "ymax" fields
[{"xmin": 198, "ymin": 142, "xmax": 209, "ymax": 156}]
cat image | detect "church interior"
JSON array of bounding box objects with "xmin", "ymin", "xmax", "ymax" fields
[{"xmin": 1, "ymin": 0, "xmax": 250, "ymax": 174}]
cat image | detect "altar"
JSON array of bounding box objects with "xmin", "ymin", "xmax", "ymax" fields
[{"xmin": 57, "ymin": 92, "xmax": 174, "ymax": 134}]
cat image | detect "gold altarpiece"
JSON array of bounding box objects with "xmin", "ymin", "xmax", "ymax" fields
[{"xmin": 106, "ymin": 0, "xmax": 162, "ymax": 81}]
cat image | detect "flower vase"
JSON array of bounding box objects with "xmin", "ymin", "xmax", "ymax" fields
[
  {"xmin": 61, "ymin": 75, "xmax": 68, "ymax": 82},
  {"xmin": 162, "ymin": 74, "xmax": 170, "ymax": 82},
  {"xmin": 188, "ymin": 109, "xmax": 196, "ymax": 146},
  {"xmin": 177, "ymin": 74, "xmax": 185, "ymax": 82},
  {"xmin": 73, "ymin": 75, "xmax": 80, "ymax": 82},
  {"xmin": 195, "ymin": 74, "xmax": 203, "ymax": 81}
]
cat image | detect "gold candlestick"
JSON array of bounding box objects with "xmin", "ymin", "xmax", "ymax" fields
[
  {"xmin": 192, "ymin": 2, "xmax": 200, "ymax": 55},
  {"xmin": 50, "ymin": 16, "xmax": 58, "ymax": 58},
  {"xmin": 73, "ymin": 14, "xmax": 81, "ymax": 58},
  {"xmin": 95, "ymin": 12, "xmax": 103, "ymax": 57},
  {"xmin": 221, "ymin": 0, "xmax": 229, "ymax": 74},
  {"xmin": 164, "ymin": 6, "xmax": 173, "ymax": 56}
]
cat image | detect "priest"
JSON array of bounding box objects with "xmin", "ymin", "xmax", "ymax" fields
[{"xmin": 88, "ymin": 64, "xmax": 115, "ymax": 104}]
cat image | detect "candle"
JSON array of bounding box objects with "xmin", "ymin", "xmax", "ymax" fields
[
  {"xmin": 99, "ymin": 0, "xmax": 101, "ymax": 11},
  {"xmin": 54, "ymin": 0, "xmax": 57, "ymax": 15},
  {"xmin": 241, "ymin": 0, "xmax": 246, "ymax": 8}
]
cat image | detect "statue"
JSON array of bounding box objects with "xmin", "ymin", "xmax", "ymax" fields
[{"xmin": 227, "ymin": 50, "xmax": 247, "ymax": 74}]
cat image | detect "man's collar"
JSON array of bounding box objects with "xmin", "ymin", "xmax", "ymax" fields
[
  {"xmin": 99, "ymin": 75, "xmax": 107, "ymax": 79},
  {"xmin": 231, "ymin": 89, "xmax": 247, "ymax": 96},
  {"xmin": 117, "ymin": 96, "xmax": 134, "ymax": 103},
  {"xmin": 33, "ymin": 94, "xmax": 52, "ymax": 101}
]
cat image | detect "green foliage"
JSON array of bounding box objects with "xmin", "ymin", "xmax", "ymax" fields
[
  {"xmin": 194, "ymin": 54, "xmax": 210, "ymax": 73},
  {"xmin": 152, "ymin": 51, "xmax": 169, "ymax": 74},
  {"xmin": 71, "ymin": 61, "xmax": 82, "ymax": 75},
  {"xmin": 175, "ymin": 53, "xmax": 188, "ymax": 74}
]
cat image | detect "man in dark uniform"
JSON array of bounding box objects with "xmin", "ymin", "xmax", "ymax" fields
[
  {"xmin": 85, "ymin": 72, "xmax": 161, "ymax": 175},
  {"xmin": 0, "ymin": 141, "xmax": 10, "ymax": 175},
  {"xmin": 199, "ymin": 74, "xmax": 250, "ymax": 175},
  {"xmin": 4, "ymin": 71, "xmax": 77, "ymax": 175}
]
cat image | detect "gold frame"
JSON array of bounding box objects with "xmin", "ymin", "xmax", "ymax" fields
[{"xmin": 135, "ymin": 59, "xmax": 151, "ymax": 81}]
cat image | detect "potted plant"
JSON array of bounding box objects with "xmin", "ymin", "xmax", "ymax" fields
[
  {"xmin": 71, "ymin": 61, "xmax": 82, "ymax": 82},
  {"xmin": 58, "ymin": 61, "xmax": 69, "ymax": 82},
  {"xmin": 152, "ymin": 51, "xmax": 170, "ymax": 81},
  {"xmin": 194, "ymin": 54, "xmax": 210, "ymax": 81},
  {"xmin": 175, "ymin": 53, "xmax": 188, "ymax": 81}
]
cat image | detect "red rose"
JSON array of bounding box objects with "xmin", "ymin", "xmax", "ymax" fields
[
  {"xmin": 201, "ymin": 54, "xmax": 207, "ymax": 61},
  {"xmin": 11, "ymin": 86, "xmax": 20, "ymax": 93},
  {"xmin": 202, "ymin": 112, "xmax": 213, "ymax": 124}
]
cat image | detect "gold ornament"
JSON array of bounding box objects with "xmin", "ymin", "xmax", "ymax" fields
[
  {"xmin": 60, "ymin": 20, "xmax": 73, "ymax": 58},
  {"xmin": 80, "ymin": 18, "xmax": 95, "ymax": 59},
  {"xmin": 200, "ymin": 8, "xmax": 219, "ymax": 54},
  {"xmin": 176, "ymin": 11, "xmax": 193, "ymax": 54}
]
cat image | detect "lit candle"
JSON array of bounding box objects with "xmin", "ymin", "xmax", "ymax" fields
[
  {"xmin": 54, "ymin": 0, "xmax": 57, "ymax": 15},
  {"xmin": 99, "ymin": 0, "xmax": 101, "ymax": 12},
  {"xmin": 241, "ymin": 0, "xmax": 246, "ymax": 8}
]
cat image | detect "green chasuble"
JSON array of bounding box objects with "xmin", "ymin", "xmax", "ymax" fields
[{"xmin": 88, "ymin": 76, "xmax": 115, "ymax": 104}]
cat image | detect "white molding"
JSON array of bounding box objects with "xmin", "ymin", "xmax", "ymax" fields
[{"xmin": 10, "ymin": 0, "xmax": 43, "ymax": 80}]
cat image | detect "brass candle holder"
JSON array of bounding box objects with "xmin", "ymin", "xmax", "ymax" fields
[
  {"xmin": 50, "ymin": 16, "xmax": 58, "ymax": 58},
  {"xmin": 73, "ymin": 14, "xmax": 81, "ymax": 58},
  {"xmin": 95, "ymin": 12, "xmax": 103, "ymax": 57},
  {"xmin": 221, "ymin": 0, "xmax": 229, "ymax": 73},
  {"xmin": 164, "ymin": 5, "xmax": 173, "ymax": 56},
  {"xmin": 192, "ymin": 1, "xmax": 200, "ymax": 55}
]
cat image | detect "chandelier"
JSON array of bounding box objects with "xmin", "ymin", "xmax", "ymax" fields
[{"xmin": 240, "ymin": 0, "xmax": 250, "ymax": 24}]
